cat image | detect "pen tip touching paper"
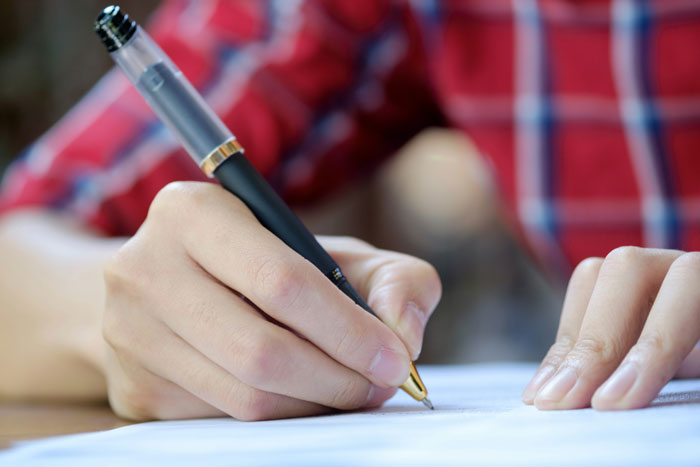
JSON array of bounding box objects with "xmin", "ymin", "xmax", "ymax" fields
[{"xmin": 422, "ymin": 398, "xmax": 434, "ymax": 410}]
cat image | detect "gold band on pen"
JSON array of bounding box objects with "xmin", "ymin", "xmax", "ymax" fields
[
  {"xmin": 200, "ymin": 139, "xmax": 245, "ymax": 178},
  {"xmin": 200, "ymin": 140, "xmax": 433, "ymax": 408}
]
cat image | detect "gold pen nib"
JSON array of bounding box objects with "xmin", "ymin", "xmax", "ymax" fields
[
  {"xmin": 422, "ymin": 397, "xmax": 434, "ymax": 410},
  {"xmin": 400, "ymin": 362, "xmax": 432, "ymax": 407}
]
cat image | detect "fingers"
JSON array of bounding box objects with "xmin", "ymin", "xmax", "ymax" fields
[
  {"xmin": 154, "ymin": 184, "xmax": 411, "ymax": 388},
  {"xmin": 675, "ymin": 342, "xmax": 700, "ymax": 379},
  {"xmin": 158, "ymin": 266, "xmax": 393, "ymax": 410},
  {"xmin": 319, "ymin": 236, "xmax": 442, "ymax": 360},
  {"xmin": 534, "ymin": 247, "xmax": 682, "ymax": 410},
  {"xmin": 105, "ymin": 347, "xmax": 225, "ymax": 421},
  {"xmin": 105, "ymin": 182, "xmax": 413, "ymax": 422},
  {"xmin": 153, "ymin": 334, "xmax": 330, "ymax": 422},
  {"xmin": 105, "ymin": 305, "xmax": 330, "ymax": 421},
  {"xmin": 522, "ymin": 257, "xmax": 603, "ymax": 403},
  {"xmin": 592, "ymin": 253, "xmax": 700, "ymax": 409}
]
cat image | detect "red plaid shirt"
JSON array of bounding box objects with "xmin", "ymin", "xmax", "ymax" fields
[{"xmin": 2, "ymin": 0, "xmax": 700, "ymax": 272}]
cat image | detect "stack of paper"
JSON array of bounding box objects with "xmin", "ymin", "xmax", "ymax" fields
[{"xmin": 2, "ymin": 363, "xmax": 699, "ymax": 466}]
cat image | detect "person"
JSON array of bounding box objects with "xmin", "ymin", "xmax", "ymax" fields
[{"xmin": 1, "ymin": 0, "xmax": 699, "ymax": 420}]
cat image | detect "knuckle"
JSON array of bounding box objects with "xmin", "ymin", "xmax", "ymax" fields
[
  {"xmin": 108, "ymin": 380, "xmax": 159, "ymax": 421},
  {"xmin": 335, "ymin": 236, "xmax": 372, "ymax": 250},
  {"xmin": 101, "ymin": 310, "xmax": 123, "ymax": 351},
  {"xmin": 420, "ymin": 260, "xmax": 441, "ymax": 288},
  {"xmin": 417, "ymin": 259, "xmax": 442, "ymax": 306},
  {"xmin": 329, "ymin": 378, "xmax": 368, "ymax": 410},
  {"xmin": 148, "ymin": 181, "xmax": 219, "ymax": 222},
  {"xmin": 102, "ymin": 248, "xmax": 150, "ymax": 351},
  {"xmin": 250, "ymin": 256, "xmax": 304, "ymax": 310},
  {"xmin": 634, "ymin": 333, "xmax": 669, "ymax": 359},
  {"xmin": 103, "ymin": 233, "xmax": 158, "ymax": 294},
  {"xmin": 333, "ymin": 324, "xmax": 367, "ymax": 362},
  {"xmin": 604, "ymin": 246, "xmax": 645, "ymax": 269},
  {"xmin": 186, "ymin": 298, "xmax": 220, "ymax": 337},
  {"xmin": 148, "ymin": 182, "xmax": 191, "ymax": 220},
  {"xmin": 103, "ymin": 246, "xmax": 138, "ymax": 290},
  {"xmin": 234, "ymin": 336, "xmax": 284, "ymax": 388},
  {"xmin": 571, "ymin": 257, "xmax": 604, "ymax": 282},
  {"xmin": 400, "ymin": 255, "xmax": 441, "ymax": 287},
  {"xmin": 102, "ymin": 300, "xmax": 134, "ymax": 355},
  {"xmin": 234, "ymin": 389, "xmax": 276, "ymax": 422},
  {"xmin": 669, "ymin": 251, "xmax": 700, "ymax": 275},
  {"xmin": 542, "ymin": 336, "xmax": 575, "ymax": 368},
  {"xmin": 570, "ymin": 336, "xmax": 621, "ymax": 365}
]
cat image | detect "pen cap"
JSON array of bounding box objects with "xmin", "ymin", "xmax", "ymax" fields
[
  {"xmin": 95, "ymin": 5, "xmax": 136, "ymax": 52},
  {"xmin": 95, "ymin": 6, "xmax": 235, "ymax": 168}
]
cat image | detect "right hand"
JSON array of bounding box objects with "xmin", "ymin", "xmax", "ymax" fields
[{"xmin": 103, "ymin": 182, "xmax": 441, "ymax": 421}]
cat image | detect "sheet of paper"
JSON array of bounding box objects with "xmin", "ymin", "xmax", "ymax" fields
[{"xmin": 2, "ymin": 363, "xmax": 699, "ymax": 466}]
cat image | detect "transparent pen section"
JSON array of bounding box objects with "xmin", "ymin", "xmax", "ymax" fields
[{"xmin": 110, "ymin": 26, "xmax": 233, "ymax": 165}]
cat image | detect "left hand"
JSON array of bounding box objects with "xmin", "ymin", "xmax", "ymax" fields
[{"xmin": 522, "ymin": 247, "xmax": 700, "ymax": 410}]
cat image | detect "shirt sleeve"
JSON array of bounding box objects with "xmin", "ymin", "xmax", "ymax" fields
[{"xmin": 0, "ymin": 0, "xmax": 442, "ymax": 236}]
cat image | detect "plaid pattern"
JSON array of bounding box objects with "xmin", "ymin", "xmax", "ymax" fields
[{"xmin": 2, "ymin": 0, "xmax": 700, "ymax": 272}]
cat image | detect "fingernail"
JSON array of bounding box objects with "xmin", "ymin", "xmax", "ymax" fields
[
  {"xmin": 365, "ymin": 384, "xmax": 396, "ymax": 408},
  {"xmin": 369, "ymin": 348, "xmax": 409, "ymax": 387},
  {"xmin": 522, "ymin": 365, "xmax": 556, "ymax": 404},
  {"xmin": 398, "ymin": 302, "xmax": 427, "ymax": 360},
  {"xmin": 536, "ymin": 367, "xmax": 577, "ymax": 404},
  {"xmin": 596, "ymin": 363, "xmax": 637, "ymax": 402}
]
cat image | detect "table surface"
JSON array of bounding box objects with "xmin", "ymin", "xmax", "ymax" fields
[{"xmin": 0, "ymin": 402, "xmax": 131, "ymax": 450}]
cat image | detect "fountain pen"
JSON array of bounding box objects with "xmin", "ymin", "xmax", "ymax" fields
[{"xmin": 95, "ymin": 5, "xmax": 432, "ymax": 409}]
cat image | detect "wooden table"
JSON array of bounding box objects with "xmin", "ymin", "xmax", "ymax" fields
[{"xmin": 0, "ymin": 402, "xmax": 132, "ymax": 450}]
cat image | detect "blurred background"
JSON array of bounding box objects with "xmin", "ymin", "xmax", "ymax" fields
[
  {"xmin": 0, "ymin": 1, "xmax": 159, "ymax": 174},
  {"xmin": 0, "ymin": 1, "xmax": 563, "ymax": 364}
]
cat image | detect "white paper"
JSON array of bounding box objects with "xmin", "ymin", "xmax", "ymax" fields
[{"xmin": 2, "ymin": 363, "xmax": 699, "ymax": 466}]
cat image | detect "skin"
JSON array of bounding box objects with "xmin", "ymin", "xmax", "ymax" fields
[
  {"xmin": 1, "ymin": 182, "xmax": 698, "ymax": 419},
  {"xmin": 0, "ymin": 181, "xmax": 441, "ymax": 421},
  {"xmin": 523, "ymin": 248, "xmax": 700, "ymax": 410}
]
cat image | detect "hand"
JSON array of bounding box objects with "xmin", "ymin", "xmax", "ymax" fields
[
  {"xmin": 522, "ymin": 247, "xmax": 700, "ymax": 410},
  {"xmin": 103, "ymin": 182, "xmax": 441, "ymax": 421}
]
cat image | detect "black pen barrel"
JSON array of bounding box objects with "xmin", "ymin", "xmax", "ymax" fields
[
  {"xmin": 96, "ymin": 4, "xmax": 428, "ymax": 403},
  {"xmin": 214, "ymin": 155, "xmax": 341, "ymax": 281},
  {"xmin": 214, "ymin": 156, "xmax": 373, "ymax": 314}
]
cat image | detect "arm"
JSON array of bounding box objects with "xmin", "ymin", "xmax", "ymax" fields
[
  {"xmin": 0, "ymin": 190, "xmax": 441, "ymax": 422},
  {"xmin": 0, "ymin": 210, "xmax": 123, "ymax": 400},
  {"xmin": 0, "ymin": 0, "xmax": 442, "ymax": 416}
]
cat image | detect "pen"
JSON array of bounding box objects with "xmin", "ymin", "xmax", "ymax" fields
[{"xmin": 95, "ymin": 5, "xmax": 432, "ymax": 410}]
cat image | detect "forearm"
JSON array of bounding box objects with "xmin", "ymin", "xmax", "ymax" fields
[{"xmin": 0, "ymin": 210, "xmax": 124, "ymax": 401}]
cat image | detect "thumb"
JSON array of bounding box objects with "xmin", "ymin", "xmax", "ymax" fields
[{"xmin": 319, "ymin": 236, "xmax": 442, "ymax": 360}]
